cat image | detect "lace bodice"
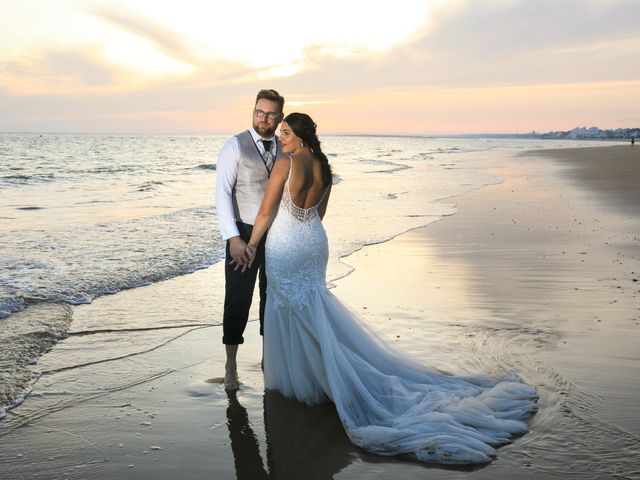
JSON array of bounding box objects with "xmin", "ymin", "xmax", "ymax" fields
[
  {"xmin": 279, "ymin": 160, "xmax": 327, "ymax": 223},
  {"xmin": 264, "ymin": 160, "xmax": 329, "ymax": 309},
  {"xmin": 281, "ymin": 179, "xmax": 320, "ymax": 222}
]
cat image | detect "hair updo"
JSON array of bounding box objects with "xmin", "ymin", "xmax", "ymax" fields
[{"xmin": 284, "ymin": 112, "xmax": 332, "ymax": 188}]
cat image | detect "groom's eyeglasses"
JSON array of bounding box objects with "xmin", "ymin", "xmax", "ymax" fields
[{"xmin": 254, "ymin": 109, "xmax": 280, "ymax": 121}]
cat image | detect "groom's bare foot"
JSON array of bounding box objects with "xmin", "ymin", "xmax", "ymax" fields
[
  {"xmin": 224, "ymin": 373, "xmax": 239, "ymax": 390},
  {"xmin": 224, "ymin": 344, "xmax": 239, "ymax": 390},
  {"xmin": 224, "ymin": 362, "xmax": 239, "ymax": 390}
]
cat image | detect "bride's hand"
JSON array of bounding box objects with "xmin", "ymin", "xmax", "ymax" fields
[{"xmin": 245, "ymin": 244, "xmax": 257, "ymax": 271}]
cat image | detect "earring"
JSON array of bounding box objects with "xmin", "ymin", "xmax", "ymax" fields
[{"xmin": 300, "ymin": 140, "xmax": 304, "ymax": 148}]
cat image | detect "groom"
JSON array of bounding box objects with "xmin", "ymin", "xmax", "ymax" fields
[{"xmin": 215, "ymin": 89, "xmax": 285, "ymax": 389}]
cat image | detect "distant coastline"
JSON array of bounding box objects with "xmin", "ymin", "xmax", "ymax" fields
[
  {"xmin": 328, "ymin": 126, "xmax": 639, "ymax": 140},
  {"xmin": 439, "ymin": 126, "xmax": 640, "ymax": 140}
]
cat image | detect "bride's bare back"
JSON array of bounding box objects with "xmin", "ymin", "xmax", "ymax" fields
[
  {"xmin": 285, "ymin": 152, "xmax": 331, "ymax": 221},
  {"xmin": 288, "ymin": 152, "xmax": 326, "ymax": 209}
]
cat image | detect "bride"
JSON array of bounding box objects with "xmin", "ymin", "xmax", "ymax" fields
[{"xmin": 242, "ymin": 112, "xmax": 537, "ymax": 464}]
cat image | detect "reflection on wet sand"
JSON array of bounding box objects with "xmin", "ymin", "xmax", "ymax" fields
[
  {"xmin": 226, "ymin": 389, "xmax": 354, "ymax": 479},
  {"xmin": 225, "ymin": 389, "xmax": 267, "ymax": 479}
]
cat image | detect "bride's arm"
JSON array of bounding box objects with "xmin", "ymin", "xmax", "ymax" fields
[{"xmin": 246, "ymin": 158, "xmax": 290, "ymax": 264}]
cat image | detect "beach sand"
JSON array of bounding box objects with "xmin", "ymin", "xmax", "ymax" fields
[{"xmin": 1, "ymin": 145, "xmax": 639, "ymax": 479}]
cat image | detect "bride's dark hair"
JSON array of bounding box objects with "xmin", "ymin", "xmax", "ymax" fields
[{"xmin": 284, "ymin": 112, "xmax": 332, "ymax": 188}]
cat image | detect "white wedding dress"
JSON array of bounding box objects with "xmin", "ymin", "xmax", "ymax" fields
[{"xmin": 263, "ymin": 161, "xmax": 537, "ymax": 464}]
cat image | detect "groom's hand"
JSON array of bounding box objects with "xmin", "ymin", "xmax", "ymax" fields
[{"xmin": 228, "ymin": 236, "xmax": 249, "ymax": 272}]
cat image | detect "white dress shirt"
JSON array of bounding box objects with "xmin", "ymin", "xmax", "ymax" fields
[{"xmin": 215, "ymin": 128, "xmax": 276, "ymax": 240}]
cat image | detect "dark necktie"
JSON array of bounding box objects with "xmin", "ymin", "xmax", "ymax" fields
[{"xmin": 262, "ymin": 139, "xmax": 273, "ymax": 173}]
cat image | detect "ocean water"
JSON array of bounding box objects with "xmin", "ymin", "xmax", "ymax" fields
[{"xmin": 0, "ymin": 133, "xmax": 600, "ymax": 419}]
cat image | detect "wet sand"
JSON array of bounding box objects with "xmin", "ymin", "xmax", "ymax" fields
[
  {"xmin": 527, "ymin": 145, "xmax": 640, "ymax": 214},
  {"xmin": 1, "ymin": 145, "xmax": 639, "ymax": 479}
]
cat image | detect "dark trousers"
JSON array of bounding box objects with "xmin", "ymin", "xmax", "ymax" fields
[{"xmin": 222, "ymin": 222, "xmax": 267, "ymax": 345}]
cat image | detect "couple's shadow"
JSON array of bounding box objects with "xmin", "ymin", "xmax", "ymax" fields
[{"xmin": 225, "ymin": 389, "xmax": 355, "ymax": 479}]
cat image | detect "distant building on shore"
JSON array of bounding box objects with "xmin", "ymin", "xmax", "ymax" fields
[{"xmin": 538, "ymin": 126, "xmax": 640, "ymax": 140}]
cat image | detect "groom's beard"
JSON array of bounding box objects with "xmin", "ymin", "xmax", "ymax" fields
[{"xmin": 254, "ymin": 120, "xmax": 278, "ymax": 138}]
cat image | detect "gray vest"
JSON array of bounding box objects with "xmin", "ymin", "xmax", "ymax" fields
[{"xmin": 232, "ymin": 130, "xmax": 285, "ymax": 225}]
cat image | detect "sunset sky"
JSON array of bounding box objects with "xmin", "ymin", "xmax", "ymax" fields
[{"xmin": 1, "ymin": 0, "xmax": 639, "ymax": 135}]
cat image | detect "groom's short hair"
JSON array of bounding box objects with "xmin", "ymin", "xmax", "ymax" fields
[{"xmin": 256, "ymin": 89, "xmax": 285, "ymax": 113}]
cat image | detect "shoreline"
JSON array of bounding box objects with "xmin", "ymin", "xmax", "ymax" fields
[{"xmin": 1, "ymin": 145, "xmax": 639, "ymax": 478}]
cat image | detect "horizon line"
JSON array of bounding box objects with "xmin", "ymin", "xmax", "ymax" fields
[{"xmin": 1, "ymin": 129, "xmax": 636, "ymax": 138}]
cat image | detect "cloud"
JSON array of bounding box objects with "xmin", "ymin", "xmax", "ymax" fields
[
  {"xmin": 25, "ymin": 49, "xmax": 114, "ymax": 84},
  {"xmin": 407, "ymin": 0, "xmax": 640, "ymax": 84},
  {"xmin": 274, "ymin": 0, "xmax": 640, "ymax": 95},
  {"xmin": 82, "ymin": 3, "xmax": 200, "ymax": 66},
  {"xmin": 0, "ymin": 46, "xmax": 126, "ymax": 95}
]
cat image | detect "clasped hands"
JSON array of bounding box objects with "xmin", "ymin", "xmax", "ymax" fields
[{"xmin": 228, "ymin": 237, "xmax": 257, "ymax": 273}]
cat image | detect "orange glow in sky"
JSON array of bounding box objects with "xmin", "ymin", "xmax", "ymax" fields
[{"xmin": 1, "ymin": 0, "xmax": 639, "ymax": 134}]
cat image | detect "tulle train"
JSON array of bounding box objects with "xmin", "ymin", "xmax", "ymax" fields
[{"xmin": 264, "ymin": 286, "xmax": 537, "ymax": 464}]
